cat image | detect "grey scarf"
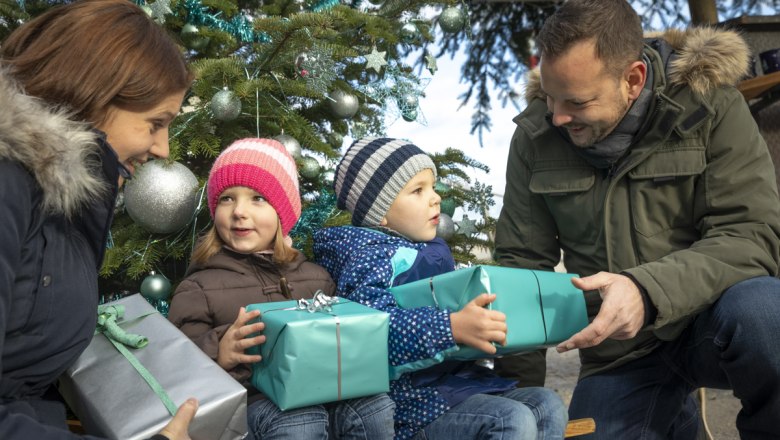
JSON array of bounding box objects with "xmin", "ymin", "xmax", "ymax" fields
[{"xmin": 572, "ymin": 55, "xmax": 654, "ymax": 169}]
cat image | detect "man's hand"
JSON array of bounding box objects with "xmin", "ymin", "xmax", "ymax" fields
[
  {"xmin": 217, "ymin": 307, "xmax": 266, "ymax": 370},
  {"xmin": 157, "ymin": 398, "xmax": 198, "ymax": 440},
  {"xmin": 556, "ymin": 272, "xmax": 645, "ymax": 353}
]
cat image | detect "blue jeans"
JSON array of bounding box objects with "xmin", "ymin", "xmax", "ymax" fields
[
  {"xmin": 412, "ymin": 387, "xmax": 567, "ymax": 440},
  {"xmin": 248, "ymin": 394, "xmax": 395, "ymax": 440},
  {"xmin": 569, "ymin": 276, "xmax": 780, "ymax": 439}
]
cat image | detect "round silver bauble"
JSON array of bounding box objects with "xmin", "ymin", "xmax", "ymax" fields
[
  {"xmin": 399, "ymin": 23, "xmax": 419, "ymax": 43},
  {"xmin": 400, "ymin": 93, "xmax": 419, "ymax": 109},
  {"xmin": 274, "ymin": 133, "xmax": 303, "ymax": 160},
  {"xmin": 210, "ymin": 88, "xmax": 242, "ymax": 121},
  {"xmin": 140, "ymin": 271, "xmax": 172, "ymax": 301},
  {"xmin": 327, "ymin": 132, "xmax": 344, "ymax": 149},
  {"xmin": 438, "ymin": 7, "xmax": 466, "ymax": 33},
  {"xmin": 402, "ymin": 108, "xmax": 418, "ymax": 122},
  {"xmin": 299, "ymin": 155, "xmax": 322, "ymax": 180},
  {"xmin": 124, "ymin": 160, "xmax": 199, "ymax": 234},
  {"xmin": 440, "ymin": 198, "xmax": 456, "ymax": 217},
  {"xmin": 322, "ymin": 169, "xmax": 336, "ymax": 186},
  {"xmin": 436, "ymin": 213, "xmax": 456, "ymax": 240},
  {"xmin": 328, "ymin": 90, "xmax": 359, "ymax": 119}
]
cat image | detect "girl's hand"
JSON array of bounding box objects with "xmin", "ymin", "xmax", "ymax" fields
[
  {"xmin": 449, "ymin": 293, "xmax": 507, "ymax": 354},
  {"xmin": 217, "ymin": 307, "xmax": 266, "ymax": 370}
]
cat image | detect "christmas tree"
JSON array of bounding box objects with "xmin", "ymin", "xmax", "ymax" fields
[{"xmin": 0, "ymin": 0, "xmax": 501, "ymax": 301}]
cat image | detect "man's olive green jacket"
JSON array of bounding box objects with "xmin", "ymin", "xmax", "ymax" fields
[{"xmin": 495, "ymin": 28, "xmax": 780, "ymax": 377}]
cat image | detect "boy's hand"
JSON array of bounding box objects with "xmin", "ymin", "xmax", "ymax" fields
[
  {"xmin": 449, "ymin": 293, "xmax": 507, "ymax": 354},
  {"xmin": 217, "ymin": 307, "xmax": 266, "ymax": 370}
]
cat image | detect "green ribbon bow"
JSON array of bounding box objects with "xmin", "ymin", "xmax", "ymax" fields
[{"xmin": 96, "ymin": 304, "xmax": 177, "ymax": 416}]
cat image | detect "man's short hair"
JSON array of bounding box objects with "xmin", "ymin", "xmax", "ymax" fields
[{"xmin": 536, "ymin": 0, "xmax": 644, "ymax": 77}]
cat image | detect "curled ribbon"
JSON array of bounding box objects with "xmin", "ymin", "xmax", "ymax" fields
[
  {"xmin": 296, "ymin": 290, "xmax": 339, "ymax": 313},
  {"xmin": 95, "ymin": 303, "xmax": 177, "ymax": 416},
  {"xmin": 96, "ymin": 305, "xmax": 148, "ymax": 348}
]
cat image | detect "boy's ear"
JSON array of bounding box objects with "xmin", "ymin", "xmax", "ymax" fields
[{"xmin": 380, "ymin": 217, "xmax": 388, "ymax": 226}]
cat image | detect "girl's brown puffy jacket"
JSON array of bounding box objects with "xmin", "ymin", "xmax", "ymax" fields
[{"xmin": 168, "ymin": 247, "xmax": 336, "ymax": 402}]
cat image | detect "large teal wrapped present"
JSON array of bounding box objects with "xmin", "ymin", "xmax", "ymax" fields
[
  {"xmin": 390, "ymin": 265, "xmax": 588, "ymax": 360},
  {"xmin": 246, "ymin": 293, "xmax": 390, "ymax": 410}
]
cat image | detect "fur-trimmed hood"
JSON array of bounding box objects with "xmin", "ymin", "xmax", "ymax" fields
[
  {"xmin": 0, "ymin": 68, "xmax": 106, "ymax": 218},
  {"xmin": 524, "ymin": 27, "xmax": 751, "ymax": 101}
]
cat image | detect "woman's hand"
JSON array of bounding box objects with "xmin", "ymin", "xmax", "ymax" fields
[
  {"xmin": 157, "ymin": 398, "xmax": 198, "ymax": 440},
  {"xmin": 217, "ymin": 307, "xmax": 266, "ymax": 370}
]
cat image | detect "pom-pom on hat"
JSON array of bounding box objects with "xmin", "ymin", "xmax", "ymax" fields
[
  {"xmin": 334, "ymin": 137, "xmax": 436, "ymax": 227},
  {"xmin": 207, "ymin": 138, "xmax": 301, "ymax": 235}
]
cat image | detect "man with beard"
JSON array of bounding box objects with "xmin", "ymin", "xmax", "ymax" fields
[{"xmin": 493, "ymin": 0, "xmax": 780, "ymax": 438}]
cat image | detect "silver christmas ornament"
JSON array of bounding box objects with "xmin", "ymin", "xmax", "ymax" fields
[
  {"xmin": 299, "ymin": 155, "xmax": 321, "ymax": 180},
  {"xmin": 327, "ymin": 132, "xmax": 344, "ymax": 149},
  {"xmin": 399, "ymin": 23, "xmax": 419, "ymax": 43},
  {"xmin": 438, "ymin": 7, "xmax": 466, "ymax": 33},
  {"xmin": 140, "ymin": 271, "xmax": 172, "ymax": 301},
  {"xmin": 440, "ymin": 198, "xmax": 456, "ymax": 217},
  {"xmin": 322, "ymin": 169, "xmax": 336, "ymax": 186},
  {"xmin": 211, "ymin": 88, "xmax": 242, "ymax": 121},
  {"xmin": 400, "ymin": 93, "xmax": 419, "ymax": 109},
  {"xmin": 181, "ymin": 23, "xmax": 209, "ymax": 51},
  {"xmin": 402, "ymin": 108, "xmax": 418, "ymax": 122},
  {"xmin": 274, "ymin": 133, "xmax": 303, "ymax": 160},
  {"xmin": 328, "ymin": 90, "xmax": 359, "ymax": 119},
  {"xmin": 436, "ymin": 213, "xmax": 455, "ymax": 240},
  {"xmin": 295, "ymin": 52, "xmax": 313, "ymax": 77},
  {"xmin": 124, "ymin": 160, "xmax": 199, "ymax": 234}
]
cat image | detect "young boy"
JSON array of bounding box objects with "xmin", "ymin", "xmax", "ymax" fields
[{"xmin": 314, "ymin": 137, "xmax": 567, "ymax": 440}]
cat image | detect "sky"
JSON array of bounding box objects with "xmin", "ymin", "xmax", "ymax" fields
[{"xmin": 345, "ymin": 50, "xmax": 524, "ymax": 221}]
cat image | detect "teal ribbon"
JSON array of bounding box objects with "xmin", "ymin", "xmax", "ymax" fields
[{"xmin": 96, "ymin": 305, "xmax": 178, "ymax": 416}]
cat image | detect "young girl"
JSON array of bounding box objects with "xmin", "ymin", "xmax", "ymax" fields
[
  {"xmin": 168, "ymin": 138, "xmax": 395, "ymax": 440},
  {"xmin": 0, "ymin": 1, "xmax": 195, "ymax": 438}
]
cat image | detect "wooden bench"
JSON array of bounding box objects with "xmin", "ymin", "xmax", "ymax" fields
[
  {"xmin": 565, "ymin": 418, "xmax": 596, "ymax": 437},
  {"xmin": 68, "ymin": 415, "xmax": 597, "ymax": 437}
]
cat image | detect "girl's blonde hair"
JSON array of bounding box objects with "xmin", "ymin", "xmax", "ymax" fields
[{"xmin": 191, "ymin": 216, "xmax": 299, "ymax": 265}]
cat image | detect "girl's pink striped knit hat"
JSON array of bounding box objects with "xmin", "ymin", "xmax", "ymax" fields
[{"xmin": 207, "ymin": 138, "xmax": 301, "ymax": 235}]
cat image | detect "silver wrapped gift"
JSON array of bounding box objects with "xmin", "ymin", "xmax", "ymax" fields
[{"xmin": 58, "ymin": 294, "xmax": 247, "ymax": 440}]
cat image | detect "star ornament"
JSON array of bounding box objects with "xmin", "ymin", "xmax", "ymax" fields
[
  {"xmin": 364, "ymin": 46, "xmax": 388, "ymax": 73},
  {"xmin": 425, "ymin": 51, "xmax": 438, "ymax": 75},
  {"xmin": 457, "ymin": 215, "xmax": 478, "ymax": 236},
  {"xmin": 148, "ymin": 0, "xmax": 172, "ymax": 24}
]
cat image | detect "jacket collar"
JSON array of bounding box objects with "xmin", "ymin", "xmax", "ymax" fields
[{"xmin": 0, "ymin": 68, "xmax": 108, "ymax": 218}]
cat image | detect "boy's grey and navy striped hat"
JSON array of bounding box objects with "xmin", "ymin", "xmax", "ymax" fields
[{"xmin": 334, "ymin": 137, "xmax": 436, "ymax": 227}]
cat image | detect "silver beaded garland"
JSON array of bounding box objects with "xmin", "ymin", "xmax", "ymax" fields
[
  {"xmin": 211, "ymin": 88, "xmax": 242, "ymax": 121},
  {"xmin": 274, "ymin": 133, "xmax": 303, "ymax": 160},
  {"xmin": 328, "ymin": 90, "xmax": 359, "ymax": 119},
  {"xmin": 124, "ymin": 160, "xmax": 199, "ymax": 234},
  {"xmin": 438, "ymin": 7, "xmax": 466, "ymax": 33}
]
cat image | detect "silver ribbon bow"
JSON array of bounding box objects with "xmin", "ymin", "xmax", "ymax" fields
[{"xmin": 296, "ymin": 290, "xmax": 339, "ymax": 313}]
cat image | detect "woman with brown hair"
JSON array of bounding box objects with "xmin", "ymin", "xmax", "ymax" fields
[{"xmin": 0, "ymin": 1, "xmax": 196, "ymax": 438}]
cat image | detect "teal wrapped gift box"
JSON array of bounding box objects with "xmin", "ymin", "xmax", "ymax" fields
[
  {"xmin": 246, "ymin": 296, "xmax": 390, "ymax": 410},
  {"xmin": 389, "ymin": 265, "xmax": 589, "ymax": 360}
]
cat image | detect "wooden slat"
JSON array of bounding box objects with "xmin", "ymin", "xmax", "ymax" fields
[
  {"xmin": 564, "ymin": 418, "xmax": 596, "ymax": 438},
  {"xmin": 738, "ymin": 71, "xmax": 780, "ymax": 101}
]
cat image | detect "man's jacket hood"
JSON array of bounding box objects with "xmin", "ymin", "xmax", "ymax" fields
[
  {"xmin": 0, "ymin": 68, "xmax": 105, "ymax": 218},
  {"xmin": 524, "ymin": 27, "xmax": 751, "ymax": 101}
]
